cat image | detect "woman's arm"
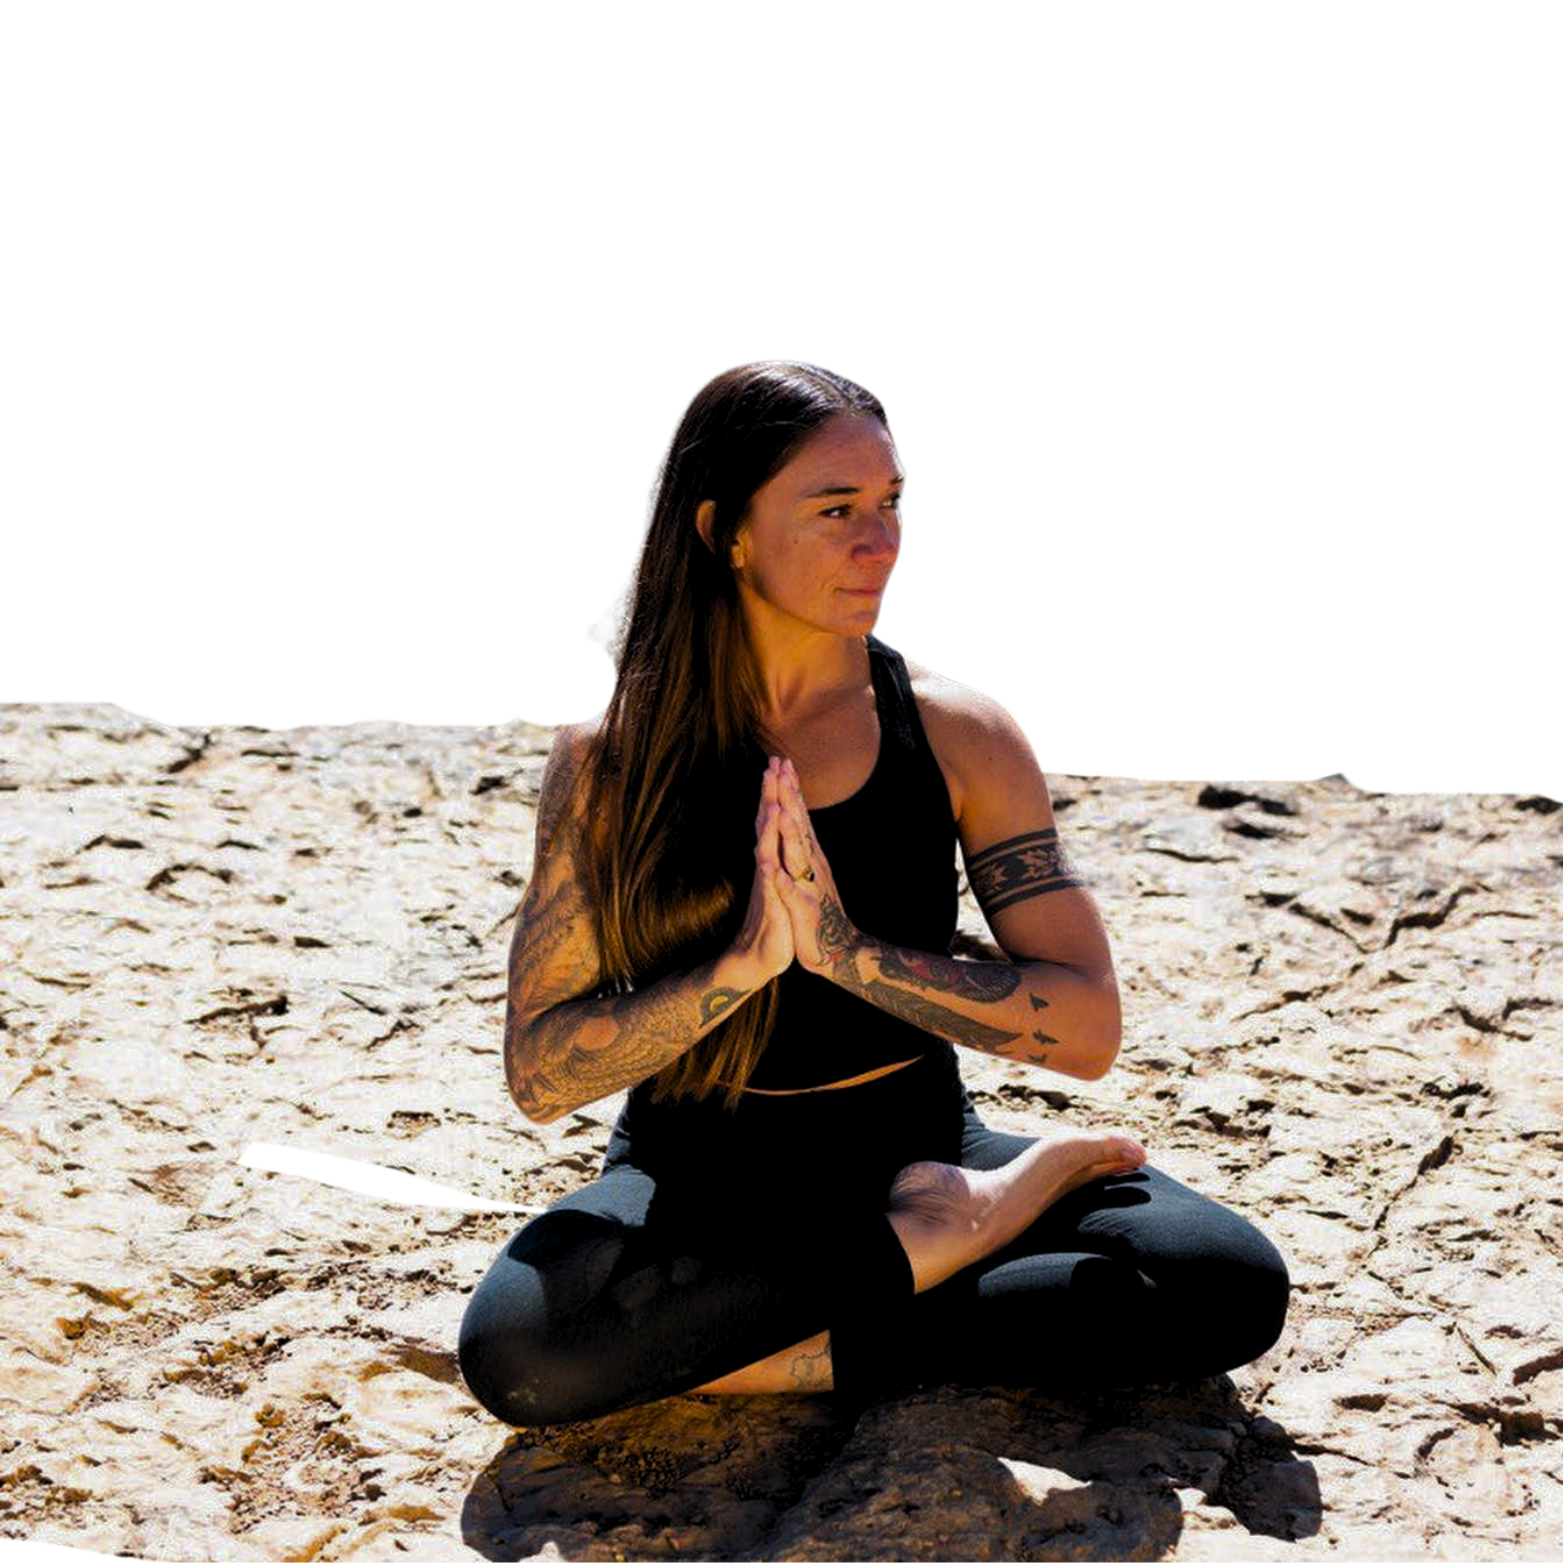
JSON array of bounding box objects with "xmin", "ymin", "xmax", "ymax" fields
[
  {"xmin": 505, "ymin": 727, "xmax": 792, "ymax": 1122},
  {"xmin": 772, "ymin": 679, "xmax": 1122, "ymax": 1081},
  {"xmin": 510, "ymin": 951, "xmax": 759, "ymax": 1124},
  {"xmin": 800, "ymin": 902, "xmax": 1117, "ymax": 1080}
]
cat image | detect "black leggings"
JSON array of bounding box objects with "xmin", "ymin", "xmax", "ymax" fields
[{"xmin": 458, "ymin": 1051, "xmax": 1290, "ymax": 1427}]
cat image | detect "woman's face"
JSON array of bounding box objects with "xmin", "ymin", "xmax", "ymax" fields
[{"xmin": 731, "ymin": 414, "xmax": 903, "ymax": 639}]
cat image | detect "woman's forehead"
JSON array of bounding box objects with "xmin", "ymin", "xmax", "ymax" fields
[{"xmin": 776, "ymin": 416, "xmax": 901, "ymax": 496}]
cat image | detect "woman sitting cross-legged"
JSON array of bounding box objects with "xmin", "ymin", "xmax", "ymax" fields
[{"xmin": 457, "ymin": 360, "xmax": 1290, "ymax": 1425}]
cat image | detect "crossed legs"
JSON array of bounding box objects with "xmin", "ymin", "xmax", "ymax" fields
[
  {"xmin": 697, "ymin": 1124, "xmax": 1147, "ymax": 1393},
  {"xmin": 456, "ymin": 1117, "xmax": 1288, "ymax": 1425}
]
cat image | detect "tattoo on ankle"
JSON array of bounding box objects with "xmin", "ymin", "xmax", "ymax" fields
[{"xmin": 788, "ymin": 1336, "xmax": 833, "ymax": 1391}]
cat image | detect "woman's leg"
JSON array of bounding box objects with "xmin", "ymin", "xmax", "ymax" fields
[
  {"xmin": 457, "ymin": 1063, "xmax": 1180, "ymax": 1416},
  {"xmin": 905, "ymin": 1113, "xmax": 1291, "ymax": 1390},
  {"xmin": 696, "ymin": 1124, "xmax": 1147, "ymax": 1395},
  {"xmin": 456, "ymin": 1160, "xmax": 920, "ymax": 1424}
]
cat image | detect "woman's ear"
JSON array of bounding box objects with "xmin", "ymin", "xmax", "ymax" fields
[
  {"xmin": 695, "ymin": 500, "xmax": 718, "ymax": 553},
  {"xmin": 697, "ymin": 500, "xmax": 748, "ymax": 569}
]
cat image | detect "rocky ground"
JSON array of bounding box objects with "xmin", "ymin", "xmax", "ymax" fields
[{"xmin": 1, "ymin": 702, "xmax": 1559, "ymax": 1561}]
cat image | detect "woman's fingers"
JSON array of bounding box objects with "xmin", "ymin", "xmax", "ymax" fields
[
  {"xmin": 774, "ymin": 758, "xmax": 824, "ymax": 884},
  {"xmin": 753, "ymin": 765, "xmax": 794, "ymax": 912},
  {"xmin": 759, "ymin": 757, "xmax": 807, "ymax": 876},
  {"xmin": 755, "ymin": 760, "xmax": 783, "ymax": 862}
]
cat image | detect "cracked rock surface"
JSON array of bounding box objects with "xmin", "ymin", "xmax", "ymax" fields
[{"xmin": 2, "ymin": 702, "xmax": 1559, "ymax": 1560}]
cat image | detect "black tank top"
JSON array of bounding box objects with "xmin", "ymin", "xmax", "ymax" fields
[{"xmin": 742, "ymin": 636, "xmax": 960, "ymax": 1091}]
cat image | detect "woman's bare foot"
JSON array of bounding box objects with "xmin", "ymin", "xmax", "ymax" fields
[
  {"xmin": 694, "ymin": 1128, "xmax": 1145, "ymax": 1396},
  {"xmin": 886, "ymin": 1127, "xmax": 1147, "ymax": 1293}
]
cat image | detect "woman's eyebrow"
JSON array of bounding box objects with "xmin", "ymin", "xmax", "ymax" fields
[{"xmin": 801, "ymin": 474, "xmax": 906, "ymax": 499}]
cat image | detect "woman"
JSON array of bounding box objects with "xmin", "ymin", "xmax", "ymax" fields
[{"xmin": 458, "ymin": 362, "xmax": 1289, "ymax": 1426}]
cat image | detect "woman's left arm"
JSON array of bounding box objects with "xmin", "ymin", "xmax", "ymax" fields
[
  {"xmin": 772, "ymin": 688, "xmax": 1121, "ymax": 1081},
  {"xmin": 809, "ymin": 910, "xmax": 1118, "ymax": 1079}
]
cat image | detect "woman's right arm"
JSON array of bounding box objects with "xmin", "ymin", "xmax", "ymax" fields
[{"xmin": 504, "ymin": 726, "xmax": 789, "ymax": 1123}]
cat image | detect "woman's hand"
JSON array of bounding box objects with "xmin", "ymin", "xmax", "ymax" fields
[
  {"xmin": 771, "ymin": 757, "xmax": 862, "ymax": 977},
  {"xmin": 727, "ymin": 757, "xmax": 797, "ymax": 986}
]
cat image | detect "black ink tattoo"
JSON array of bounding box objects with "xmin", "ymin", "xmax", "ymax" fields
[
  {"xmin": 880, "ymin": 946, "xmax": 1022, "ymax": 1004},
  {"xmin": 863, "ymin": 980, "xmax": 1022, "ymax": 1050},
  {"xmin": 1030, "ymin": 994, "xmax": 1050, "ymax": 1012},
  {"xmin": 815, "ymin": 894, "xmax": 859, "ymax": 963},
  {"xmin": 504, "ymin": 727, "xmax": 752, "ymax": 1121},
  {"xmin": 505, "ymin": 735, "xmax": 603, "ymax": 1110},
  {"xmin": 1031, "ymin": 1030, "xmax": 1061, "ymax": 1047},
  {"xmin": 514, "ymin": 970, "xmax": 740, "ymax": 1121},
  {"xmin": 787, "ymin": 1336, "xmax": 833, "ymax": 1391},
  {"xmin": 965, "ymin": 829, "xmax": 1086, "ymax": 918},
  {"xmin": 700, "ymin": 987, "xmax": 748, "ymax": 1025},
  {"xmin": 837, "ymin": 973, "xmax": 1023, "ymax": 1053}
]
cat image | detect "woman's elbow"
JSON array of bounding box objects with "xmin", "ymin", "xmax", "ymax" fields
[
  {"xmin": 507, "ymin": 1069, "xmax": 570, "ymax": 1126},
  {"xmin": 1081, "ymin": 1044, "xmax": 1119, "ymax": 1081},
  {"xmin": 1087, "ymin": 975, "xmax": 1125, "ymax": 1075},
  {"xmin": 504, "ymin": 1014, "xmax": 567, "ymax": 1125},
  {"xmin": 1073, "ymin": 1031, "xmax": 1121, "ymax": 1082}
]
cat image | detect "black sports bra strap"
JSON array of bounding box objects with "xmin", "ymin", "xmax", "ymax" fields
[{"xmin": 866, "ymin": 635, "xmax": 918, "ymax": 754}]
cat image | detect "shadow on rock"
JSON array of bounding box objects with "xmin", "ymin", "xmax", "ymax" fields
[
  {"xmin": 459, "ymin": 1391, "xmax": 858, "ymax": 1561},
  {"xmin": 459, "ymin": 1374, "xmax": 1321, "ymax": 1560}
]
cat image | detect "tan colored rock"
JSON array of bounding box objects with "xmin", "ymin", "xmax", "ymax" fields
[{"xmin": 3, "ymin": 703, "xmax": 1560, "ymax": 1558}]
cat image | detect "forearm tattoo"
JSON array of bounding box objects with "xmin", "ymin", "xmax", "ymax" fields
[
  {"xmin": 851, "ymin": 977, "xmax": 1024, "ymax": 1052},
  {"xmin": 814, "ymin": 894, "xmax": 859, "ymax": 962},
  {"xmin": 879, "ymin": 945, "xmax": 1022, "ymax": 1003},
  {"xmin": 1031, "ymin": 992, "xmax": 1060, "ymax": 1048},
  {"xmin": 965, "ymin": 828, "xmax": 1085, "ymax": 918},
  {"xmin": 504, "ymin": 731, "xmax": 751, "ymax": 1119},
  {"xmin": 700, "ymin": 987, "xmax": 748, "ymax": 1025},
  {"xmin": 819, "ymin": 916, "xmax": 1091, "ymax": 1059},
  {"xmin": 824, "ymin": 929, "xmax": 1025, "ymax": 1055},
  {"xmin": 513, "ymin": 969, "xmax": 751, "ymax": 1120}
]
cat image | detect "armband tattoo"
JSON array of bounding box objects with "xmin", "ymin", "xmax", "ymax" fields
[{"xmin": 965, "ymin": 828, "xmax": 1085, "ymax": 917}]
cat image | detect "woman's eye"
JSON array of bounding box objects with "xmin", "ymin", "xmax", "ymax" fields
[{"xmin": 821, "ymin": 494, "xmax": 901, "ymax": 520}]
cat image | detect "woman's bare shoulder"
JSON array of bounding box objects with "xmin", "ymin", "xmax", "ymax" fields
[
  {"xmin": 902, "ymin": 657, "xmax": 1032, "ymax": 750},
  {"xmin": 535, "ymin": 715, "xmax": 606, "ymax": 847},
  {"xmin": 901, "ymin": 656, "xmax": 1042, "ymax": 821}
]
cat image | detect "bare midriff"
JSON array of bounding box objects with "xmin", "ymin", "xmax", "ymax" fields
[{"xmin": 734, "ymin": 1054, "xmax": 923, "ymax": 1095}]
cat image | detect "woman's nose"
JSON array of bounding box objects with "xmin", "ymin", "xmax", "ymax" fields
[{"xmin": 853, "ymin": 514, "xmax": 899, "ymax": 560}]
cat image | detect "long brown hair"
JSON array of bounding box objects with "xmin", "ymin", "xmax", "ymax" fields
[{"xmin": 583, "ymin": 361, "xmax": 889, "ymax": 1106}]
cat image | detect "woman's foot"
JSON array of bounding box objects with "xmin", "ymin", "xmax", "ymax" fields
[
  {"xmin": 694, "ymin": 1127, "xmax": 1145, "ymax": 1395},
  {"xmin": 886, "ymin": 1127, "xmax": 1146, "ymax": 1293}
]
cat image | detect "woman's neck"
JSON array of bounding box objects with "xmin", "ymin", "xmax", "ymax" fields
[{"xmin": 745, "ymin": 612, "xmax": 870, "ymax": 729}]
